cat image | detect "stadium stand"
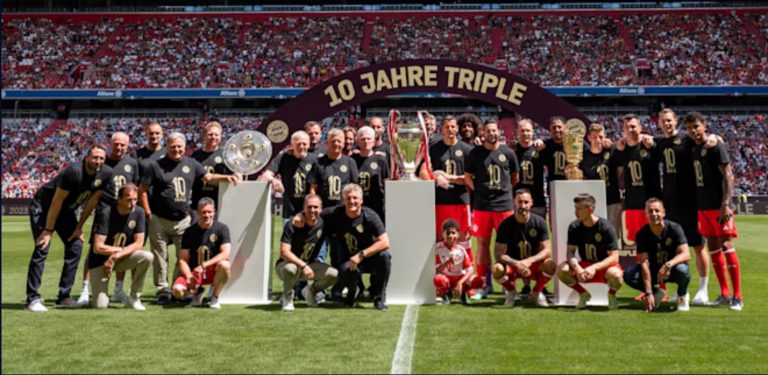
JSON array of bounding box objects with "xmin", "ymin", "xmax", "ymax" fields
[{"xmin": 3, "ymin": 10, "xmax": 768, "ymax": 88}]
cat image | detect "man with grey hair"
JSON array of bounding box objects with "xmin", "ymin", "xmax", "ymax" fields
[
  {"xmin": 139, "ymin": 132, "xmax": 240, "ymax": 304},
  {"xmin": 260, "ymin": 130, "xmax": 316, "ymax": 222},
  {"xmin": 322, "ymin": 183, "xmax": 390, "ymax": 310},
  {"xmin": 352, "ymin": 126, "xmax": 389, "ymax": 221},
  {"xmin": 309, "ymin": 128, "xmax": 358, "ymax": 209}
]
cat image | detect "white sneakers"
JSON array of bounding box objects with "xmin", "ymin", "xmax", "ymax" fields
[
  {"xmin": 125, "ymin": 297, "xmax": 146, "ymax": 311},
  {"xmin": 110, "ymin": 289, "xmax": 129, "ymax": 303},
  {"xmin": 76, "ymin": 293, "xmax": 90, "ymax": 308},
  {"xmin": 209, "ymin": 297, "xmax": 221, "ymax": 309},
  {"xmin": 282, "ymin": 298, "xmax": 295, "ymax": 312},
  {"xmin": 677, "ymin": 293, "xmax": 690, "ymax": 312},
  {"xmin": 26, "ymin": 299, "xmax": 48, "ymax": 312},
  {"xmin": 503, "ymin": 290, "xmax": 516, "ymax": 307},
  {"xmin": 692, "ymin": 291, "xmax": 709, "ymax": 306},
  {"xmin": 531, "ymin": 292, "xmax": 549, "ymax": 308}
]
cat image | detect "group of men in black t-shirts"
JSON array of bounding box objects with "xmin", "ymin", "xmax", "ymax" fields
[
  {"xmin": 24, "ymin": 109, "xmax": 744, "ymax": 313},
  {"xmin": 26, "ymin": 121, "xmax": 239, "ymax": 312}
]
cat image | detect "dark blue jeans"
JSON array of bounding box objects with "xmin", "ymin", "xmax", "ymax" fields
[
  {"xmin": 623, "ymin": 262, "xmax": 690, "ymax": 297},
  {"xmin": 26, "ymin": 200, "xmax": 84, "ymax": 304}
]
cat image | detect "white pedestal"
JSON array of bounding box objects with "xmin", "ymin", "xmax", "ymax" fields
[
  {"xmin": 217, "ymin": 181, "xmax": 272, "ymax": 305},
  {"xmin": 385, "ymin": 180, "xmax": 436, "ymax": 305},
  {"xmin": 550, "ymin": 180, "xmax": 608, "ymax": 306}
]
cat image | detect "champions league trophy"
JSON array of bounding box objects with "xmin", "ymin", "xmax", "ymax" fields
[
  {"xmin": 563, "ymin": 118, "xmax": 586, "ymax": 180},
  {"xmin": 390, "ymin": 115, "xmax": 427, "ymax": 180},
  {"xmin": 217, "ymin": 130, "xmax": 273, "ymax": 305},
  {"xmin": 385, "ymin": 109, "xmax": 437, "ymax": 305}
]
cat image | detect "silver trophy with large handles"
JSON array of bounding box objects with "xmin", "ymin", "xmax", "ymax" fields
[
  {"xmin": 387, "ymin": 109, "xmax": 428, "ymax": 180},
  {"xmin": 217, "ymin": 129, "xmax": 273, "ymax": 305}
]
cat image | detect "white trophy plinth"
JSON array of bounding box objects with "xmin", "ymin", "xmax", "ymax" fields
[
  {"xmin": 217, "ymin": 181, "xmax": 272, "ymax": 305},
  {"xmin": 550, "ymin": 180, "xmax": 609, "ymax": 306},
  {"xmin": 385, "ymin": 180, "xmax": 436, "ymax": 305}
]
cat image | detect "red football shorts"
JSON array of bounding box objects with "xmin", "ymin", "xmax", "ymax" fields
[
  {"xmin": 570, "ymin": 261, "xmax": 622, "ymax": 284},
  {"xmin": 471, "ymin": 210, "xmax": 513, "ymax": 238},
  {"xmin": 502, "ymin": 261, "xmax": 542, "ymax": 280},
  {"xmin": 433, "ymin": 273, "xmax": 485, "ymax": 296},
  {"xmin": 173, "ymin": 264, "xmax": 218, "ymax": 289},
  {"xmin": 435, "ymin": 204, "xmax": 472, "ymax": 237},
  {"xmin": 698, "ymin": 210, "xmax": 738, "ymax": 238},
  {"xmin": 622, "ymin": 209, "xmax": 648, "ymax": 242}
]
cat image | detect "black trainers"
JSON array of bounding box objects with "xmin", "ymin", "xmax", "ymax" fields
[
  {"xmin": 542, "ymin": 287, "xmax": 553, "ymax": 298},
  {"xmin": 374, "ymin": 299, "xmax": 389, "ymax": 311},
  {"xmin": 520, "ymin": 285, "xmax": 532, "ymax": 297},
  {"xmin": 460, "ymin": 292, "xmax": 470, "ymax": 305},
  {"xmin": 156, "ymin": 292, "xmax": 172, "ymax": 305}
]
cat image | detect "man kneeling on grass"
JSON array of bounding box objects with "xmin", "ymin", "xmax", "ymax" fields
[
  {"xmin": 277, "ymin": 194, "xmax": 339, "ymax": 311},
  {"xmin": 172, "ymin": 198, "xmax": 231, "ymax": 309},
  {"xmin": 90, "ymin": 184, "xmax": 154, "ymax": 310}
]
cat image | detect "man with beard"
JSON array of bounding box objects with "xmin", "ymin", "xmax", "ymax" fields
[
  {"xmin": 457, "ymin": 113, "xmax": 482, "ymax": 146},
  {"xmin": 25, "ymin": 145, "xmax": 112, "ymax": 312},
  {"xmin": 464, "ymin": 121, "xmax": 519, "ymax": 299},
  {"xmin": 88, "ymin": 184, "xmax": 154, "ymax": 310},
  {"xmin": 420, "ymin": 116, "xmax": 475, "ymax": 261},
  {"xmin": 685, "ymin": 112, "xmax": 743, "ymax": 311}
]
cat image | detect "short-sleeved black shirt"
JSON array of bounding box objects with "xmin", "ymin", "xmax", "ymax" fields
[
  {"xmin": 352, "ymin": 153, "xmax": 389, "ymax": 219},
  {"xmin": 465, "ymin": 144, "xmax": 519, "ymax": 211},
  {"xmin": 614, "ymin": 143, "xmax": 662, "ymax": 210},
  {"xmin": 567, "ymin": 218, "xmax": 618, "ymax": 263},
  {"xmin": 429, "ymin": 140, "xmax": 474, "ymax": 205},
  {"xmin": 495, "ymin": 214, "xmax": 550, "ymax": 260},
  {"xmin": 635, "ymin": 220, "xmax": 687, "ymax": 275},
  {"xmin": 101, "ymin": 156, "xmax": 141, "ymax": 205},
  {"xmin": 141, "ymin": 156, "xmax": 207, "ymax": 220},
  {"xmin": 322, "ymin": 206, "xmax": 386, "ymax": 256},
  {"xmin": 268, "ymin": 151, "xmax": 316, "ymax": 218},
  {"xmin": 540, "ymin": 139, "xmax": 567, "ymax": 184},
  {"xmin": 692, "ymin": 141, "xmax": 730, "ymax": 210},
  {"xmin": 653, "ymin": 134, "xmax": 698, "ymax": 216},
  {"xmin": 181, "ymin": 221, "xmax": 231, "ymax": 269},
  {"xmin": 513, "ymin": 144, "xmax": 547, "ymax": 207},
  {"xmin": 581, "ymin": 148, "xmax": 621, "ymax": 205},
  {"xmin": 34, "ymin": 159, "xmax": 113, "ymax": 212},
  {"xmin": 308, "ymin": 155, "xmax": 359, "ymax": 207},
  {"xmin": 279, "ymin": 217, "xmax": 325, "ymax": 264},
  {"xmin": 89, "ymin": 205, "xmax": 146, "ymax": 268},
  {"xmin": 190, "ymin": 148, "xmax": 231, "ymax": 208}
]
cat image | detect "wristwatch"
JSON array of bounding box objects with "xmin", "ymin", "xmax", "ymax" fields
[
  {"xmin": 664, "ymin": 262, "xmax": 672, "ymax": 269},
  {"xmin": 358, "ymin": 251, "xmax": 366, "ymax": 260}
]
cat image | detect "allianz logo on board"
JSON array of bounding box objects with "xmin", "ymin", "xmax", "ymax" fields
[
  {"xmin": 96, "ymin": 90, "xmax": 122, "ymax": 97},
  {"xmin": 220, "ymin": 89, "xmax": 246, "ymax": 97},
  {"xmin": 618, "ymin": 87, "xmax": 645, "ymax": 95}
]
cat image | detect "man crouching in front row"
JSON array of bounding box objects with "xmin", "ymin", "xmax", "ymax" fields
[{"xmin": 172, "ymin": 198, "xmax": 231, "ymax": 309}]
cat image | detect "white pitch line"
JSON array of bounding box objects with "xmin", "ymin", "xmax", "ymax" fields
[{"xmin": 390, "ymin": 304, "xmax": 419, "ymax": 374}]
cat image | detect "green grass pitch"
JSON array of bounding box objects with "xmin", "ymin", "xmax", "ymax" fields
[{"xmin": 2, "ymin": 215, "xmax": 767, "ymax": 374}]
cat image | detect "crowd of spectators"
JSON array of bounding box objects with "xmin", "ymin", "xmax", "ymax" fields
[
  {"xmin": 3, "ymin": 113, "xmax": 765, "ymax": 198},
  {"xmin": 622, "ymin": 13, "xmax": 768, "ymax": 85},
  {"xmin": 500, "ymin": 15, "xmax": 634, "ymax": 86},
  {"xmin": 368, "ymin": 16, "xmax": 493, "ymax": 64},
  {"xmin": 3, "ymin": 11, "xmax": 767, "ymax": 88}
]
